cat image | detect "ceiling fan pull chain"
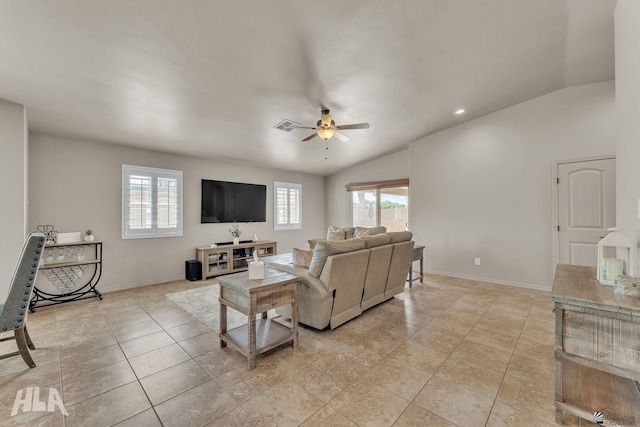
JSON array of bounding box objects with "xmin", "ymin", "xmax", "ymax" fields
[{"xmin": 325, "ymin": 141, "xmax": 328, "ymax": 160}]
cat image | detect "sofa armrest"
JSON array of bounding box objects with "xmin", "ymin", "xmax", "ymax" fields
[
  {"xmin": 266, "ymin": 254, "xmax": 334, "ymax": 329},
  {"xmin": 319, "ymin": 249, "xmax": 369, "ymax": 328},
  {"xmin": 265, "ymin": 256, "xmax": 332, "ymax": 297}
]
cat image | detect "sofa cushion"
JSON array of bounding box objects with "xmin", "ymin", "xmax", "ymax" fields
[
  {"xmin": 354, "ymin": 226, "xmax": 387, "ymax": 237},
  {"xmin": 387, "ymin": 231, "xmax": 413, "ymax": 243},
  {"xmin": 308, "ymin": 238, "xmax": 367, "ymax": 278},
  {"xmin": 308, "ymin": 238, "xmax": 322, "ymax": 250},
  {"xmin": 292, "ymin": 248, "xmax": 313, "ymax": 268},
  {"xmin": 360, "ymin": 234, "xmax": 391, "ymax": 248},
  {"xmin": 327, "ymin": 226, "xmax": 346, "ymax": 241}
]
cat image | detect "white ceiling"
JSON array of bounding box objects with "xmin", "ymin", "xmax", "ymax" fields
[{"xmin": 0, "ymin": 0, "xmax": 616, "ymax": 176}]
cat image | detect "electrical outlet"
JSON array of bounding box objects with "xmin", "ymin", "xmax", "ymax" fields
[{"xmin": 474, "ymin": 257, "xmax": 481, "ymax": 266}]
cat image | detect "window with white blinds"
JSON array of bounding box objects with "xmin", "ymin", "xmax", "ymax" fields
[
  {"xmin": 122, "ymin": 165, "xmax": 183, "ymax": 239},
  {"xmin": 274, "ymin": 181, "xmax": 302, "ymax": 230}
]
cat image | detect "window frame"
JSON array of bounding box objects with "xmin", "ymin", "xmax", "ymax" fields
[
  {"xmin": 122, "ymin": 164, "xmax": 183, "ymax": 239},
  {"xmin": 346, "ymin": 179, "xmax": 409, "ymax": 230},
  {"xmin": 274, "ymin": 181, "xmax": 302, "ymax": 230}
]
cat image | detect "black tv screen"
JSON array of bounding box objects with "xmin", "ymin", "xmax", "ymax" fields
[{"xmin": 201, "ymin": 179, "xmax": 266, "ymax": 223}]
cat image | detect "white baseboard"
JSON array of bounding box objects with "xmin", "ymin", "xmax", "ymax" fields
[{"xmin": 424, "ymin": 269, "xmax": 551, "ymax": 292}]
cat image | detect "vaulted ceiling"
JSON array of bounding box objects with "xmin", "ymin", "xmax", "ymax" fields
[{"xmin": 0, "ymin": 0, "xmax": 616, "ymax": 175}]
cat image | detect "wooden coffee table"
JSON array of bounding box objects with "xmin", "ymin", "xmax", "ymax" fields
[{"xmin": 218, "ymin": 268, "xmax": 299, "ymax": 369}]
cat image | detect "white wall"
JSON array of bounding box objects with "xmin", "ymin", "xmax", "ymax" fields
[
  {"xmin": 29, "ymin": 134, "xmax": 326, "ymax": 292},
  {"xmin": 325, "ymin": 149, "xmax": 410, "ymax": 227},
  {"xmin": 615, "ymin": 1, "xmax": 640, "ymax": 275},
  {"xmin": 409, "ymin": 81, "xmax": 615, "ymax": 290},
  {"xmin": 0, "ymin": 98, "xmax": 28, "ymax": 300}
]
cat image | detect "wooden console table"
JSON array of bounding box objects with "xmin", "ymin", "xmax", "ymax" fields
[
  {"xmin": 551, "ymin": 264, "xmax": 640, "ymax": 425},
  {"xmin": 218, "ymin": 268, "xmax": 298, "ymax": 369},
  {"xmin": 32, "ymin": 241, "xmax": 103, "ymax": 311}
]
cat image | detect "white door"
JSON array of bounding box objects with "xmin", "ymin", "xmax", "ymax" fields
[{"xmin": 557, "ymin": 158, "xmax": 616, "ymax": 266}]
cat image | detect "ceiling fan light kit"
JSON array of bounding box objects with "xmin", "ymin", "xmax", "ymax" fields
[
  {"xmin": 317, "ymin": 128, "xmax": 335, "ymax": 140},
  {"xmin": 295, "ymin": 108, "xmax": 370, "ymax": 142}
]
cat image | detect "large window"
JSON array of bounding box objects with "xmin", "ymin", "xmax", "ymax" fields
[
  {"xmin": 122, "ymin": 165, "xmax": 183, "ymax": 239},
  {"xmin": 347, "ymin": 179, "xmax": 409, "ymax": 232},
  {"xmin": 274, "ymin": 181, "xmax": 302, "ymax": 230}
]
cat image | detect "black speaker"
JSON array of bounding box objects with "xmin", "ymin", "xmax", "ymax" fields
[{"xmin": 185, "ymin": 260, "xmax": 202, "ymax": 281}]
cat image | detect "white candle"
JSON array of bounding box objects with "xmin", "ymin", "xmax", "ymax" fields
[{"xmin": 605, "ymin": 258, "xmax": 624, "ymax": 281}]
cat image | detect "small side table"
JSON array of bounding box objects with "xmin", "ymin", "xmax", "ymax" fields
[
  {"xmin": 218, "ymin": 268, "xmax": 299, "ymax": 369},
  {"xmin": 408, "ymin": 245, "xmax": 425, "ymax": 287}
]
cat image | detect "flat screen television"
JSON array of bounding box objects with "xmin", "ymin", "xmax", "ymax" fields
[{"xmin": 201, "ymin": 179, "xmax": 266, "ymax": 223}]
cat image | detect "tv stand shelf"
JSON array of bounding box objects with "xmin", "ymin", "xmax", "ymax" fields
[{"xmin": 196, "ymin": 240, "xmax": 277, "ymax": 280}]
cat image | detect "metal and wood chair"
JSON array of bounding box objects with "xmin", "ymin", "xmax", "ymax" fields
[{"xmin": 0, "ymin": 232, "xmax": 45, "ymax": 368}]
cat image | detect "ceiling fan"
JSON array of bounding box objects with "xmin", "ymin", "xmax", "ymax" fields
[{"xmin": 296, "ymin": 108, "xmax": 370, "ymax": 142}]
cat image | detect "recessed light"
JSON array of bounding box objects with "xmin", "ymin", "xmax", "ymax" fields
[{"xmin": 454, "ymin": 109, "xmax": 465, "ymax": 115}]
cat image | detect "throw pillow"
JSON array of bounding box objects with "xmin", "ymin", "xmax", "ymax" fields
[
  {"xmin": 344, "ymin": 227, "xmax": 355, "ymax": 239},
  {"xmin": 292, "ymin": 248, "xmax": 313, "ymax": 268},
  {"xmin": 354, "ymin": 225, "xmax": 387, "ymax": 237},
  {"xmin": 327, "ymin": 226, "xmax": 346, "ymax": 241}
]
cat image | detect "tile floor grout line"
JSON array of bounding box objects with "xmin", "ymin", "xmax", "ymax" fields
[
  {"xmin": 481, "ymin": 303, "xmax": 530, "ymax": 427},
  {"xmin": 10, "ymin": 276, "xmax": 563, "ymax": 426},
  {"xmin": 109, "ymin": 306, "xmax": 167, "ymax": 426}
]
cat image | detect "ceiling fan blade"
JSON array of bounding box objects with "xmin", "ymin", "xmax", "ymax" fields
[
  {"xmin": 292, "ymin": 126, "xmax": 317, "ymax": 130},
  {"xmin": 302, "ymin": 133, "xmax": 318, "ymax": 142},
  {"xmin": 335, "ymin": 123, "xmax": 370, "ymax": 130},
  {"xmin": 334, "ymin": 131, "xmax": 350, "ymax": 142}
]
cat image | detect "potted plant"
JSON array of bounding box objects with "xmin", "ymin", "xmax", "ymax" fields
[
  {"xmin": 229, "ymin": 224, "xmax": 241, "ymax": 245},
  {"xmin": 84, "ymin": 229, "xmax": 94, "ymax": 242}
]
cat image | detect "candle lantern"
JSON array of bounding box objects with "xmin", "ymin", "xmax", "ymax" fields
[{"xmin": 596, "ymin": 228, "xmax": 636, "ymax": 285}]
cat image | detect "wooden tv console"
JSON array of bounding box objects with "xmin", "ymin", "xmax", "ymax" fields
[{"xmin": 195, "ymin": 240, "xmax": 277, "ymax": 280}]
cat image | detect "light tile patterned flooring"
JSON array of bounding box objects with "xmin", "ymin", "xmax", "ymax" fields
[{"xmin": 0, "ymin": 274, "xmax": 592, "ymax": 426}]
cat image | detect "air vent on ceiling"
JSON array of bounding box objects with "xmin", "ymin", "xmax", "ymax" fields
[{"xmin": 273, "ymin": 119, "xmax": 302, "ymax": 132}]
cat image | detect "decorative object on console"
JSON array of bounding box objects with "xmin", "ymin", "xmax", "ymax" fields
[
  {"xmin": 248, "ymin": 251, "xmax": 264, "ymax": 280},
  {"xmin": 252, "ymin": 232, "xmax": 258, "ymax": 242},
  {"xmin": 36, "ymin": 225, "xmax": 57, "ymax": 243},
  {"xmin": 596, "ymin": 227, "xmax": 636, "ymax": 285},
  {"xmin": 229, "ymin": 224, "xmax": 242, "ymax": 245},
  {"xmin": 84, "ymin": 229, "xmax": 94, "ymax": 242},
  {"xmin": 614, "ymin": 275, "xmax": 640, "ymax": 297},
  {"xmin": 56, "ymin": 231, "xmax": 81, "ymax": 244}
]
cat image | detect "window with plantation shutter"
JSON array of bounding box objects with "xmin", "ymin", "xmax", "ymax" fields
[
  {"xmin": 122, "ymin": 165, "xmax": 183, "ymax": 239},
  {"xmin": 274, "ymin": 181, "xmax": 302, "ymax": 230}
]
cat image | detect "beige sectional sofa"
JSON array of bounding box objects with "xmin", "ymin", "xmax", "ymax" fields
[{"xmin": 262, "ymin": 230, "xmax": 414, "ymax": 330}]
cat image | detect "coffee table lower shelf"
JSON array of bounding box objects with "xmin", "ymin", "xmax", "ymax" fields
[{"xmin": 220, "ymin": 318, "xmax": 294, "ymax": 361}]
